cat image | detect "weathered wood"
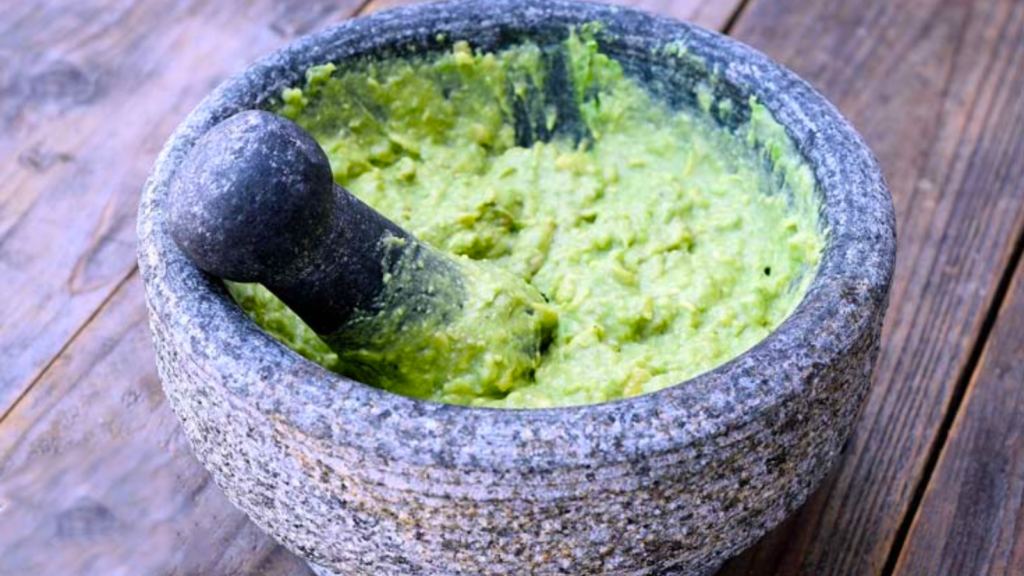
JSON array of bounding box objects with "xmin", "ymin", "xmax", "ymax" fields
[
  {"xmin": 892, "ymin": 258, "xmax": 1024, "ymax": 575},
  {"xmin": 719, "ymin": 0, "xmax": 1024, "ymax": 574},
  {"xmin": 0, "ymin": 275, "xmax": 311, "ymax": 575},
  {"xmin": 0, "ymin": 0, "xmax": 366, "ymax": 418},
  {"xmin": 361, "ymin": 0, "xmax": 746, "ymax": 30},
  {"xmin": 4, "ymin": 0, "xmax": 1022, "ymax": 575}
]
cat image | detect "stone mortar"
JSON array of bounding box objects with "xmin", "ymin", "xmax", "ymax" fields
[{"xmin": 137, "ymin": 1, "xmax": 897, "ymax": 575}]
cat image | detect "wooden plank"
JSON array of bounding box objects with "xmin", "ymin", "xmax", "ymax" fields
[
  {"xmin": 0, "ymin": 0, "xmax": 366, "ymax": 418},
  {"xmin": 719, "ymin": 0, "xmax": 1024, "ymax": 574},
  {"xmin": 892, "ymin": 258, "xmax": 1024, "ymax": 576},
  {"xmin": 0, "ymin": 275, "xmax": 311, "ymax": 575},
  {"xmin": 360, "ymin": 0, "xmax": 746, "ymax": 30}
]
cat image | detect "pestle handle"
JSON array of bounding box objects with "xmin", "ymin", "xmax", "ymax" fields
[{"xmin": 167, "ymin": 110, "xmax": 414, "ymax": 334}]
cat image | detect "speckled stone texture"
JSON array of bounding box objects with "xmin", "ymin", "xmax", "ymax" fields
[{"xmin": 137, "ymin": 1, "xmax": 896, "ymax": 575}]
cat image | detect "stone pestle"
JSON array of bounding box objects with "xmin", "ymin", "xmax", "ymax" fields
[{"xmin": 167, "ymin": 110, "xmax": 554, "ymax": 400}]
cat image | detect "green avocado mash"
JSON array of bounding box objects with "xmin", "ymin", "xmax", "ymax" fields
[
  {"xmin": 320, "ymin": 235, "xmax": 559, "ymax": 404},
  {"xmin": 228, "ymin": 29, "xmax": 823, "ymax": 408}
]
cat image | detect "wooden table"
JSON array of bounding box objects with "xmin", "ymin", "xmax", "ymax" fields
[{"xmin": 2, "ymin": 0, "xmax": 1022, "ymax": 574}]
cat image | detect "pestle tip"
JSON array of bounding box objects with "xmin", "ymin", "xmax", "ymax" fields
[{"xmin": 168, "ymin": 110, "xmax": 335, "ymax": 284}]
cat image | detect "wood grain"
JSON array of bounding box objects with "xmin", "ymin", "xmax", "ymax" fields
[
  {"xmin": 0, "ymin": 275, "xmax": 311, "ymax": 576},
  {"xmin": 0, "ymin": 0, "xmax": 366, "ymax": 418},
  {"xmin": 892, "ymin": 258, "xmax": 1024, "ymax": 576},
  {"xmin": 719, "ymin": 0, "xmax": 1024, "ymax": 574},
  {"xmin": 3, "ymin": 0, "xmax": 1023, "ymax": 575},
  {"xmin": 361, "ymin": 0, "xmax": 747, "ymax": 30}
]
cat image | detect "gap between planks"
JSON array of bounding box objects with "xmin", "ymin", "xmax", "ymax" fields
[
  {"xmin": 881, "ymin": 205, "xmax": 1024, "ymax": 576},
  {"xmin": 0, "ymin": 268, "xmax": 137, "ymax": 427},
  {"xmin": 715, "ymin": 0, "xmax": 1024, "ymax": 573},
  {"xmin": 722, "ymin": 0, "xmax": 756, "ymax": 34}
]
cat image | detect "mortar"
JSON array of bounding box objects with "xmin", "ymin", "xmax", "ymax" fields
[{"xmin": 137, "ymin": 1, "xmax": 897, "ymax": 574}]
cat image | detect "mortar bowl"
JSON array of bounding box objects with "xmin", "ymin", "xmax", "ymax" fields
[{"xmin": 138, "ymin": 1, "xmax": 896, "ymax": 574}]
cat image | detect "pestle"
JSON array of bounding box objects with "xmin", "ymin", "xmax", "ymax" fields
[
  {"xmin": 167, "ymin": 110, "xmax": 461, "ymax": 336},
  {"xmin": 168, "ymin": 110, "xmax": 556, "ymax": 401}
]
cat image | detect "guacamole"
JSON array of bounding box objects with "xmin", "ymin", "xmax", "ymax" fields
[
  {"xmin": 228, "ymin": 30, "xmax": 823, "ymax": 408},
  {"xmin": 321, "ymin": 235, "xmax": 559, "ymax": 404}
]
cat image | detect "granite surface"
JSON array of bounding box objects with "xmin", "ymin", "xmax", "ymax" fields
[{"xmin": 137, "ymin": 1, "xmax": 896, "ymax": 574}]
